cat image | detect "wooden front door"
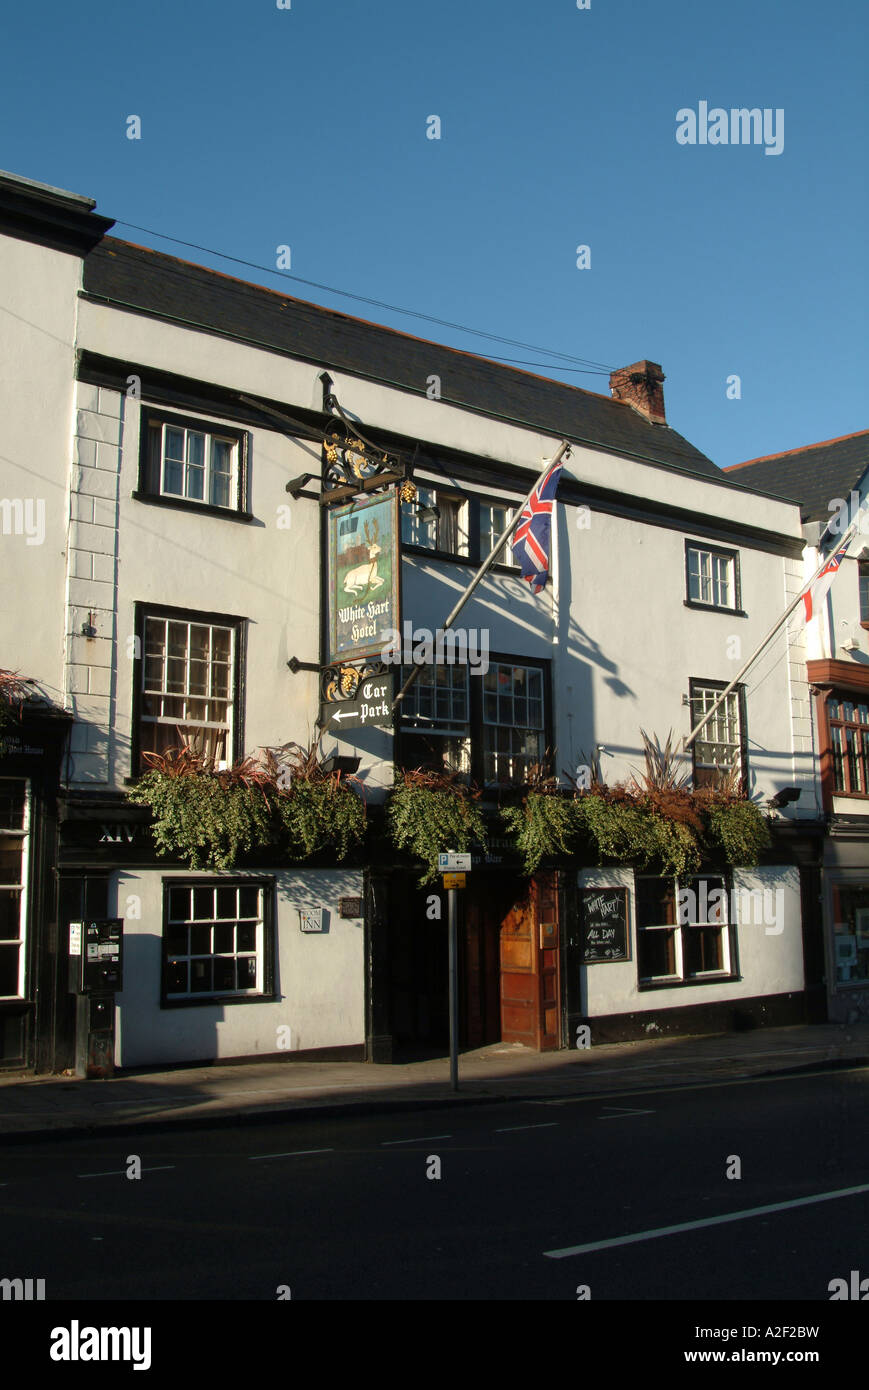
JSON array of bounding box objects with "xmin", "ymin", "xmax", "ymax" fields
[{"xmin": 499, "ymin": 872, "xmax": 561, "ymax": 1050}]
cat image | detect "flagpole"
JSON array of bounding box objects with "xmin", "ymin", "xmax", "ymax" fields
[
  {"xmin": 683, "ymin": 507, "xmax": 866, "ymax": 751},
  {"xmin": 391, "ymin": 440, "xmax": 572, "ymax": 711}
]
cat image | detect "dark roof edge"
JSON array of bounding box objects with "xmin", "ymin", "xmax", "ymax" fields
[
  {"xmin": 76, "ymin": 287, "xmax": 799, "ymax": 519},
  {"xmin": 725, "ymin": 428, "xmax": 869, "ymax": 472},
  {"xmin": 76, "ymin": 348, "xmax": 804, "ymax": 559},
  {"xmin": 0, "ymin": 170, "xmax": 114, "ymax": 257}
]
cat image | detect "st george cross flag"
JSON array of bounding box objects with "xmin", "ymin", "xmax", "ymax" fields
[
  {"xmin": 802, "ymin": 541, "xmax": 850, "ymax": 623},
  {"xmin": 510, "ymin": 460, "xmax": 564, "ymax": 593}
]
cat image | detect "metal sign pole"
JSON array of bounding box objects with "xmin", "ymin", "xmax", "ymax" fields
[{"xmin": 448, "ymin": 887, "xmax": 459, "ymax": 1091}]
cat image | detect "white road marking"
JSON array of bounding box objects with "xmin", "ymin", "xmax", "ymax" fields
[
  {"xmin": 78, "ymin": 1165, "xmax": 176, "ymax": 1178},
  {"xmin": 598, "ymin": 1106, "xmax": 655, "ymax": 1119},
  {"xmin": 495, "ymin": 1122, "xmax": 560, "ymax": 1132},
  {"xmin": 528, "ymin": 1063, "xmax": 869, "ymax": 1107},
  {"xmin": 543, "ymin": 1182, "xmax": 869, "ymax": 1258},
  {"xmin": 248, "ymin": 1148, "xmax": 333, "ymax": 1161},
  {"xmin": 381, "ymin": 1135, "xmax": 452, "ymax": 1145}
]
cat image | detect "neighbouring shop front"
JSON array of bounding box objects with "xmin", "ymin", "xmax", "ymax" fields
[{"xmin": 0, "ymin": 704, "xmax": 70, "ymax": 1070}]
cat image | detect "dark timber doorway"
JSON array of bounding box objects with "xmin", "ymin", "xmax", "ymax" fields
[{"xmin": 387, "ymin": 869, "xmax": 561, "ymax": 1053}]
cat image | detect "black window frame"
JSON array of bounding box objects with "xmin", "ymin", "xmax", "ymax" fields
[
  {"xmin": 635, "ymin": 872, "xmax": 740, "ymax": 991},
  {"xmin": 859, "ymin": 561, "xmax": 869, "ymax": 625},
  {"xmin": 401, "ymin": 484, "xmax": 522, "ymax": 574},
  {"xmin": 683, "ymin": 540, "xmax": 745, "ymax": 616},
  {"xmin": 688, "ymin": 677, "xmax": 749, "ymax": 792},
  {"xmin": 397, "ymin": 650, "xmax": 553, "ymax": 787},
  {"xmin": 160, "ymin": 875, "xmax": 276, "ymax": 1008},
  {"xmin": 129, "ymin": 601, "xmax": 247, "ymax": 781},
  {"xmin": 135, "ymin": 407, "xmax": 252, "ymax": 522},
  {"xmin": 827, "ymin": 693, "xmax": 869, "ymax": 798}
]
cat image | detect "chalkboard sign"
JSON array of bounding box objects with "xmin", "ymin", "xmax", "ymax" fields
[{"xmin": 580, "ymin": 888, "xmax": 630, "ymax": 963}]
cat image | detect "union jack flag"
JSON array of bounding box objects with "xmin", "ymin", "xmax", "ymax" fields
[
  {"xmin": 510, "ymin": 461, "xmax": 564, "ymax": 594},
  {"xmin": 802, "ymin": 542, "xmax": 849, "ymax": 623}
]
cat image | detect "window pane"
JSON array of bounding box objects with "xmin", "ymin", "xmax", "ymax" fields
[
  {"xmin": 237, "ymin": 922, "xmax": 256, "ymax": 952},
  {"xmin": 169, "ymin": 886, "xmax": 191, "ymax": 920},
  {"xmin": 636, "ymin": 878, "xmax": 677, "ymax": 927},
  {"xmin": 0, "ymin": 944, "xmax": 20, "ymax": 995},
  {"xmin": 639, "ymin": 929, "xmax": 676, "ymax": 979},
  {"xmin": 0, "ymin": 843, "xmax": 22, "ymax": 886},
  {"xmin": 193, "ymin": 886, "xmax": 214, "ymax": 920},
  {"xmin": 213, "ymin": 923, "xmax": 234, "ymax": 955},
  {"xmin": 685, "ymin": 928, "xmax": 724, "ymax": 975},
  {"xmin": 237, "ymin": 956, "xmax": 257, "ymax": 989},
  {"xmin": 213, "ymin": 957, "xmax": 236, "ymax": 991},
  {"xmin": 210, "ymin": 471, "xmax": 231, "ymax": 509},
  {"xmin": 167, "ymin": 959, "xmax": 187, "ymax": 993},
  {"xmin": 0, "ymin": 782, "xmax": 26, "ymax": 830},
  {"xmin": 216, "ymin": 886, "xmax": 237, "ymax": 919},
  {"xmin": 190, "ymin": 959, "xmax": 212, "ymax": 992},
  {"xmin": 238, "ymin": 886, "xmax": 260, "ymax": 919},
  {"xmin": 163, "ymin": 459, "xmax": 183, "ymax": 495},
  {"xmin": 187, "ymin": 433, "xmax": 206, "ymax": 469},
  {"xmin": 166, "ymin": 922, "xmax": 187, "ymax": 955},
  {"xmin": 0, "ymin": 892, "xmax": 21, "ymax": 940},
  {"xmin": 190, "ymin": 924, "xmax": 211, "ymax": 955}
]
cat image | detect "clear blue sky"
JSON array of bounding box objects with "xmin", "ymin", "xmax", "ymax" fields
[{"xmin": 4, "ymin": 0, "xmax": 867, "ymax": 468}]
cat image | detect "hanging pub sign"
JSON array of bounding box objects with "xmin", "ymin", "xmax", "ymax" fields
[{"xmin": 327, "ymin": 489, "xmax": 400, "ymax": 665}]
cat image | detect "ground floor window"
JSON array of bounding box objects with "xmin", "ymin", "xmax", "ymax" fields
[
  {"xmin": 162, "ymin": 878, "xmax": 274, "ymax": 1004},
  {"xmin": 832, "ymin": 884, "xmax": 869, "ymax": 984},
  {"xmin": 0, "ymin": 779, "xmax": 30, "ymax": 999},
  {"xmin": 636, "ymin": 874, "xmax": 733, "ymax": 985}
]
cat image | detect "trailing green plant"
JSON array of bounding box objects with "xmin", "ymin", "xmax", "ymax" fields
[
  {"xmin": 501, "ymin": 789, "xmax": 579, "ymax": 875},
  {"xmin": 500, "ymin": 730, "xmax": 772, "ymax": 878},
  {"xmin": 573, "ymin": 793, "xmax": 702, "ymax": 878},
  {"xmin": 128, "ymin": 741, "xmax": 366, "ymax": 870},
  {"xmin": 386, "ymin": 767, "xmax": 487, "ymax": 884},
  {"xmin": 701, "ymin": 797, "xmax": 771, "ymax": 866}
]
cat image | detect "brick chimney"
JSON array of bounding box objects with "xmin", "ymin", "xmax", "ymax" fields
[{"xmin": 609, "ymin": 360, "xmax": 667, "ymax": 425}]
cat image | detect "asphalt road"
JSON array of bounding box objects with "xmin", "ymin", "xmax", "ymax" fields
[{"xmin": 0, "ymin": 1067, "xmax": 867, "ymax": 1301}]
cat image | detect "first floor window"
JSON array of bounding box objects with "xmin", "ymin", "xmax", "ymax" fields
[
  {"xmin": 828, "ymin": 695, "xmax": 869, "ymax": 796},
  {"xmin": 401, "ymin": 486, "xmax": 469, "ymax": 556},
  {"xmin": 138, "ymin": 607, "xmax": 242, "ymax": 771},
  {"xmin": 162, "ymin": 879, "xmax": 273, "ymax": 1003},
  {"xmin": 690, "ymin": 681, "xmax": 746, "ymax": 790},
  {"xmin": 686, "ymin": 544, "xmax": 738, "ymax": 610},
  {"xmin": 636, "ymin": 874, "xmax": 732, "ymax": 984},
  {"xmin": 398, "ymin": 655, "xmax": 550, "ymax": 786},
  {"xmin": 483, "ymin": 662, "xmax": 545, "ymax": 784},
  {"xmin": 141, "ymin": 412, "xmax": 246, "ymax": 512},
  {"xmin": 479, "ymin": 503, "xmax": 518, "ymax": 568},
  {"xmin": 399, "ymin": 663, "xmax": 471, "ymax": 776},
  {"xmin": 0, "ymin": 779, "xmax": 30, "ymax": 999}
]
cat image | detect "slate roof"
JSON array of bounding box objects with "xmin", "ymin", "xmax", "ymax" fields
[
  {"xmin": 724, "ymin": 431, "xmax": 869, "ymax": 522},
  {"xmin": 82, "ymin": 237, "xmax": 729, "ymax": 485}
]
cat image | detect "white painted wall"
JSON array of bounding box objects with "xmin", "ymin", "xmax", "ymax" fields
[
  {"xmin": 70, "ymin": 276, "xmax": 810, "ymax": 819},
  {"xmin": 0, "ymin": 232, "xmax": 80, "ymax": 702},
  {"xmin": 577, "ymin": 865, "xmax": 803, "ymax": 1020},
  {"xmin": 112, "ymin": 867, "xmax": 364, "ymax": 1066}
]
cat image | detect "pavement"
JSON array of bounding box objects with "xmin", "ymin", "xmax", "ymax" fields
[{"xmin": 0, "ymin": 1020, "xmax": 867, "ymax": 1140}]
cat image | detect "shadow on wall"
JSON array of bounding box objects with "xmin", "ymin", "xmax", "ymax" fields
[{"xmin": 116, "ymin": 929, "xmax": 224, "ymax": 1067}]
